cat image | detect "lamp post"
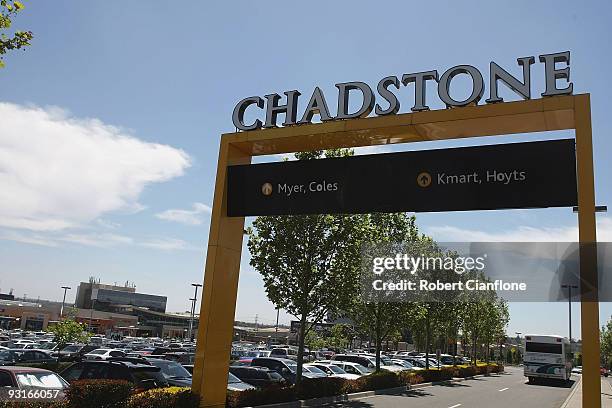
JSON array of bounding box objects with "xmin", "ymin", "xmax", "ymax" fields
[
  {"xmin": 187, "ymin": 297, "xmax": 196, "ymax": 340},
  {"xmin": 515, "ymin": 332, "xmax": 522, "ymax": 364},
  {"xmin": 188, "ymin": 283, "xmax": 202, "ymax": 341},
  {"xmin": 561, "ymin": 284, "xmax": 579, "ymax": 343},
  {"xmin": 60, "ymin": 286, "xmax": 71, "ymax": 319}
]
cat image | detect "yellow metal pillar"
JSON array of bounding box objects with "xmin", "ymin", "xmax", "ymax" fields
[
  {"xmin": 575, "ymin": 94, "xmax": 601, "ymax": 407},
  {"xmin": 192, "ymin": 137, "xmax": 250, "ymax": 407}
]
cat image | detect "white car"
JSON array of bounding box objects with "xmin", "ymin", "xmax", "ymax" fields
[
  {"xmin": 83, "ymin": 348, "xmax": 126, "ymax": 361},
  {"xmin": 329, "ymin": 361, "xmax": 373, "ymax": 376},
  {"xmin": 571, "ymin": 366, "xmax": 582, "ymax": 374},
  {"xmin": 391, "ymin": 359, "xmax": 423, "ymax": 371},
  {"xmin": 311, "ymin": 363, "xmax": 361, "ymax": 379}
]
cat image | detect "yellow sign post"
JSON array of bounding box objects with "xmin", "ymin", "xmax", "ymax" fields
[{"xmin": 192, "ymin": 94, "xmax": 600, "ymax": 408}]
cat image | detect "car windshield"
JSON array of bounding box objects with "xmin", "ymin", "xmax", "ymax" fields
[
  {"xmin": 353, "ymin": 364, "xmax": 372, "ymax": 374},
  {"xmin": 62, "ymin": 345, "xmax": 81, "ymax": 353},
  {"xmin": 327, "ymin": 365, "xmax": 345, "ymax": 374},
  {"xmin": 16, "ymin": 373, "xmax": 67, "ymax": 389},
  {"xmin": 149, "ymin": 360, "xmax": 191, "ymax": 379},
  {"xmin": 285, "ymin": 362, "xmax": 297, "ymax": 373},
  {"xmin": 0, "ymin": 350, "xmax": 16, "ymax": 361},
  {"xmin": 228, "ymin": 372, "xmax": 242, "ymax": 384},
  {"xmin": 304, "ymin": 366, "xmax": 326, "ymax": 374},
  {"xmin": 380, "ymin": 357, "xmax": 393, "ymax": 365},
  {"xmin": 89, "ymin": 350, "xmax": 107, "ymax": 355}
]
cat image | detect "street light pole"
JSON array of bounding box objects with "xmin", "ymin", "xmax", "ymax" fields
[
  {"xmin": 188, "ymin": 297, "xmax": 196, "ymax": 340},
  {"xmin": 60, "ymin": 286, "xmax": 71, "ymax": 319},
  {"xmin": 188, "ymin": 283, "xmax": 202, "ymax": 341},
  {"xmin": 562, "ymin": 284, "xmax": 579, "ymax": 344},
  {"xmin": 515, "ymin": 332, "xmax": 522, "ymax": 364}
]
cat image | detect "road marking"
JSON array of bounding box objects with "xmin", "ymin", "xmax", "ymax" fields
[
  {"xmin": 448, "ymin": 404, "xmax": 462, "ymax": 408},
  {"xmin": 498, "ymin": 387, "xmax": 509, "ymax": 392}
]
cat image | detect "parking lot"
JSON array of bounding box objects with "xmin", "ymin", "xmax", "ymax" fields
[{"xmin": 335, "ymin": 366, "xmax": 576, "ymax": 408}]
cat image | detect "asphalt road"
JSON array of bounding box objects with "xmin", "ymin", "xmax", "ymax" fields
[{"xmin": 335, "ymin": 366, "xmax": 576, "ymax": 408}]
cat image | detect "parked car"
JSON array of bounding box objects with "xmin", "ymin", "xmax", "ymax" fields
[
  {"xmin": 229, "ymin": 365, "xmax": 286, "ymax": 387},
  {"xmin": 601, "ymin": 367, "xmax": 609, "ymax": 377},
  {"xmin": 332, "ymin": 354, "xmax": 405, "ymax": 372},
  {"xmin": 0, "ymin": 366, "xmax": 69, "ymax": 397},
  {"xmin": 311, "ymin": 362, "xmax": 361, "ymax": 379},
  {"xmin": 227, "ymin": 372, "xmax": 256, "ymax": 392},
  {"xmin": 244, "ymin": 350, "xmax": 271, "ymax": 358},
  {"xmin": 250, "ymin": 357, "xmax": 320, "ymax": 384},
  {"xmin": 145, "ymin": 358, "xmax": 192, "ymax": 387},
  {"xmin": 391, "ymin": 359, "xmax": 422, "ymax": 371},
  {"xmin": 269, "ymin": 347, "xmax": 299, "ymax": 361},
  {"xmin": 164, "ymin": 352, "xmax": 195, "ymax": 364},
  {"xmin": 328, "ymin": 361, "xmax": 373, "ymax": 376},
  {"xmin": 0, "ymin": 349, "xmax": 58, "ymax": 365},
  {"xmin": 55, "ymin": 344, "xmax": 99, "ymax": 361},
  {"xmin": 83, "ymin": 348, "xmax": 126, "ymax": 361},
  {"xmin": 301, "ymin": 364, "xmax": 328, "ymax": 378},
  {"xmin": 60, "ymin": 360, "xmax": 168, "ymax": 391}
]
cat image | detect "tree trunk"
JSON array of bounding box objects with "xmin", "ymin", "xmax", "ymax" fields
[
  {"xmin": 375, "ymin": 306, "xmax": 381, "ymax": 372},
  {"xmin": 295, "ymin": 315, "xmax": 307, "ymax": 387},
  {"xmin": 425, "ymin": 312, "xmax": 430, "ymax": 370}
]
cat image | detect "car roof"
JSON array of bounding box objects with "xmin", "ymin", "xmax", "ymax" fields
[
  {"xmin": 78, "ymin": 360, "xmax": 158, "ymax": 369},
  {"xmin": 0, "ymin": 366, "xmax": 53, "ymax": 373},
  {"xmin": 252, "ymin": 357, "xmax": 295, "ymax": 363}
]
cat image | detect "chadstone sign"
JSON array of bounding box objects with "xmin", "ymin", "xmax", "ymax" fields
[{"xmin": 232, "ymin": 51, "xmax": 573, "ymax": 131}]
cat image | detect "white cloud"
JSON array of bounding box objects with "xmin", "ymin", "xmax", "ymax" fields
[
  {"xmin": 426, "ymin": 216, "xmax": 612, "ymax": 242},
  {"xmin": 0, "ymin": 102, "xmax": 191, "ymax": 231},
  {"xmin": 139, "ymin": 238, "xmax": 199, "ymax": 251},
  {"xmin": 155, "ymin": 202, "xmax": 212, "ymax": 225}
]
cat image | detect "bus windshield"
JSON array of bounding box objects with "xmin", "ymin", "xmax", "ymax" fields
[{"xmin": 525, "ymin": 342, "xmax": 562, "ymax": 354}]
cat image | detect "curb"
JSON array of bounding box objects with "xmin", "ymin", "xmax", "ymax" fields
[
  {"xmin": 247, "ymin": 373, "xmax": 500, "ymax": 408},
  {"xmin": 559, "ymin": 376, "xmax": 582, "ymax": 408}
]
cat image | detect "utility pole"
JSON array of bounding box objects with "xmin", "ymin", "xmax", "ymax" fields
[
  {"xmin": 562, "ymin": 284, "xmax": 579, "ymax": 345},
  {"xmin": 188, "ymin": 283, "xmax": 202, "ymax": 341},
  {"xmin": 274, "ymin": 308, "xmax": 279, "ymax": 346},
  {"xmin": 188, "ymin": 297, "xmax": 196, "ymax": 340},
  {"xmin": 254, "ymin": 314, "xmax": 258, "ymax": 334},
  {"xmin": 60, "ymin": 286, "xmax": 71, "ymax": 319}
]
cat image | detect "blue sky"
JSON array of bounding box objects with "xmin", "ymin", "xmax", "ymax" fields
[{"xmin": 0, "ymin": 0, "xmax": 611, "ymax": 336}]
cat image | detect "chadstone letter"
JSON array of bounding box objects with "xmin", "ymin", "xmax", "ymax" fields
[
  {"xmin": 375, "ymin": 76, "xmax": 401, "ymax": 115},
  {"xmin": 336, "ymin": 81, "xmax": 375, "ymax": 119},
  {"xmin": 486, "ymin": 56, "xmax": 535, "ymax": 103},
  {"xmin": 263, "ymin": 90, "xmax": 301, "ymax": 128},
  {"xmin": 232, "ymin": 96, "xmax": 264, "ymax": 131},
  {"xmin": 438, "ymin": 65, "xmax": 485, "ymax": 107},
  {"xmin": 539, "ymin": 51, "xmax": 573, "ymax": 97},
  {"xmin": 402, "ymin": 70, "xmax": 439, "ymax": 111},
  {"xmin": 298, "ymin": 87, "xmax": 333, "ymax": 124}
]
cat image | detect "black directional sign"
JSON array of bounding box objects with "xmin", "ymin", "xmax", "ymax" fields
[{"xmin": 227, "ymin": 139, "xmax": 578, "ymax": 217}]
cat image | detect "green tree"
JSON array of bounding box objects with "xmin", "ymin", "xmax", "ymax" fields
[
  {"xmin": 46, "ymin": 318, "xmax": 91, "ymax": 353},
  {"xmin": 1, "ymin": 0, "xmax": 32, "ymax": 68},
  {"xmin": 350, "ymin": 212, "xmax": 423, "ymax": 371},
  {"xmin": 601, "ymin": 316, "xmax": 612, "ymax": 369},
  {"xmin": 247, "ymin": 149, "xmax": 366, "ymax": 385}
]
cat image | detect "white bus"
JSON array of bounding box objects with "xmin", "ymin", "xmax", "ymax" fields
[{"xmin": 523, "ymin": 334, "xmax": 572, "ymax": 383}]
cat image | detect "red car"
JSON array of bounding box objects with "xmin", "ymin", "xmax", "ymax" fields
[
  {"xmin": 601, "ymin": 367, "xmax": 609, "ymax": 377},
  {"xmin": 0, "ymin": 366, "xmax": 69, "ymax": 399}
]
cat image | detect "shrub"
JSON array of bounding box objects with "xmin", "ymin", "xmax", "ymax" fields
[
  {"xmin": 354, "ymin": 370, "xmax": 402, "ymax": 391},
  {"xmin": 128, "ymin": 387, "xmax": 199, "ymax": 408},
  {"xmin": 296, "ymin": 377, "xmax": 349, "ymax": 399},
  {"xmin": 0, "ymin": 402, "xmax": 67, "ymax": 408},
  {"xmin": 455, "ymin": 365, "xmax": 477, "ymax": 378},
  {"xmin": 227, "ymin": 384, "xmax": 296, "ymax": 408},
  {"xmin": 65, "ymin": 380, "xmax": 133, "ymax": 408},
  {"xmin": 417, "ymin": 367, "xmax": 454, "ymax": 383}
]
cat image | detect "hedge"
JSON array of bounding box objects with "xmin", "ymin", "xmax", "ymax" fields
[
  {"xmin": 65, "ymin": 380, "xmax": 133, "ymax": 408},
  {"xmin": 227, "ymin": 363, "xmax": 504, "ymax": 407},
  {"xmin": 128, "ymin": 387, "xmax": 200, "ymax": 408}
]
